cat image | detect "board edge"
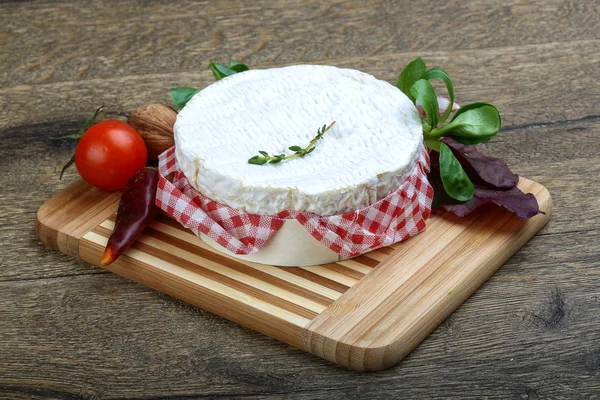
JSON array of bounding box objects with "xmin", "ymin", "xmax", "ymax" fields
[{"xmin": 301, "ymin": 180, "xmax": 552, "ymax": 371}]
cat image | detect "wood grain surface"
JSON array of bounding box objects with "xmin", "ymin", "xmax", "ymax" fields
[{"xmin": 1, "ymin": 0, "xmax": 599, "ymax": 398}]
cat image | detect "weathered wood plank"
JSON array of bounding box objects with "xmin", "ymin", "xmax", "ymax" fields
[
  {"xmin": 2, "ymin": 0, "xmax": 598, "ymax": 88},
  {"xmin": 2, "ymin": 40, "xmax": 599, "ymax": 129}
]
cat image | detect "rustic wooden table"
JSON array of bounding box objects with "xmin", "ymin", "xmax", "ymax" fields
[{"xmin": 2, "ymin": 1, "xmax": 599, "ymax": 398}]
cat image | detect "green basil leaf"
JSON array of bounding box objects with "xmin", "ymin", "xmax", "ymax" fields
[
  {"xmin": 424, "ymin": 139, "xmax": 442, "ymax": 152},
  {"xmin": 423, "ymin": 67, "xmax": 454, "ymax": 125},
  {"xmin": 439, "ymin": 143, "xmax": 474, "ymax": 201},
  {"xmin": 451, "ymin": 102, "xmax": 500, "ymax": 122},
  {"xmin": 396, "ymin": 57, "xmax": 426, "ymax": 103},
  {"xmin": 170, "ymin": 87, "xmax": 201, "ymax": 109},
  {"xmin": 433, "ymin": 102, "xmax": 501, "ymax": 144},
  {"xmin": 229, "ymin": 60, "xmax": 249, "ymax": 73},
  {"xmin": 410, "ymin": 79, "xmax": 439, "ymax": 132}
]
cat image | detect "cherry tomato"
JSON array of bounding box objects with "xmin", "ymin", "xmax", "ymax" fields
[{"xmin": 75, "ymin": 120, "xmax": 147, "ymax": 191}]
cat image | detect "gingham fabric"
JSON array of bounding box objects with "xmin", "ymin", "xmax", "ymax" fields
[{"xmin": 156, "ymin": 146, "xmax": 433, "ymax": 258}]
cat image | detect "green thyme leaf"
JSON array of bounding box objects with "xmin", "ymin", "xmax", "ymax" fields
[
  {"xmin": 439, "ymin": 143, "xmax": 474, "ymax": 201},
  {"xmin": 170, "ymin": 87, "xmax": 201, "ymax": 109},
  {"xmin": 248, "ymin": 155, "xmax": 268, "ymax": 165},
  {"xmin": 423, "ymin": 67, "xmax": 454, "ymax": 125},
  {"xmin": 248, "ymin": 121, "xmax": 335, "ymax": 165},
  {"xmin": 410, "ymin": 79, "xmax": 439, "ymax": 133},
  {"xmin": 396, "ymin": 57, "xmax": 426, "ymax": 103}
]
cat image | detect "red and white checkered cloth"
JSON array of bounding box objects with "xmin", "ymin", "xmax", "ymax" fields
[{"xmin": 156, "ymin": 146, "xmax": 433, "ymax": 258}]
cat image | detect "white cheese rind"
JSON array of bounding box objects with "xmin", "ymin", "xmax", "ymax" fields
[{"xmin": 175, "ymin": 64, "xmax": 423, "ymax": 216}]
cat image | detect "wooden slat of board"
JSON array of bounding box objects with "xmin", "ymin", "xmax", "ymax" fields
[
  {"xmin": 235, "ymin": 262, "xmax": 344, "ymax": 302},
  {"xmin": 274, "ymin": 266, "xmax": 351, "ymax": 294},
  {"xmin": 299, "ymin": 265, "xmax": 360, "ymax": 287},
  {"xmin": 79, "ymin": 232, "xmax": 310, "ymax": 347},
  {"xmin": 335, "ymin": 259, "xmax": 373, "ymax": 275},
  {"xmin": 100, "ymin": 219, "xmax": 345, "ymax": 303},
  {"xmin": 91, "ymin": 225, "xmax": 326, "ymax": 316},
  {"xmin": 320, "ymin": 263, "xmax": 368, "ymax": 280}
]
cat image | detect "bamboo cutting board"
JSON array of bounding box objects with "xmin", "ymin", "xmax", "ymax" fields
[{"xmin": 36, "ymin": 177, "xmax": 551, "ymax": 371}]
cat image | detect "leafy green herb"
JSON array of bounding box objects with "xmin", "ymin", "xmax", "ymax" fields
[
  {"xmin": 424, "ymin": 139, "xmax": 442, "ymax": 152},
  {"xmin": 422, "ymin": 67, "xmax": 454, "ymax": 125},
  {"xmin": 227, "ymin": 60, "xmax": 250, "ymax": 73},
  {"xmin": 396, "ymin": 57, "xmax": 426, "ymax": 103},
  {"xmin": 210, "ymin": 60, "xmax": 249, "ymax": 81},
  {"xmin": 439, "ymin": 143, "xmax": 474, "ymax": 201},
  {"xmin": 56, "ymin": 106, "xmax": 105, "ymax": 179},
  {"xmin": 248, "ymin": 122, "xmax": 336, "ymax": 165},
  {"xmin": 431, "ymin": 102, "xmax": 501, "ymax": 144},
  {"xmin": 397, "ymin": 57, "xmax": 503, "ymax": 207},
  {"xmin": 170, "ymin": 60, "xmax": 249, "ymax": 109},
  {"xmin": 410, "ymin": 79, "xmax": 439, "ymax": 133},
  {"xmin": 170, "ymin": 87, "xmax": 201, "ymax": 110}
]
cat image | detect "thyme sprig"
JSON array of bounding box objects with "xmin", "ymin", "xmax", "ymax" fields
[{"xmin": 248, "ymin": 121, "xmax": 336, "ymax": 165}]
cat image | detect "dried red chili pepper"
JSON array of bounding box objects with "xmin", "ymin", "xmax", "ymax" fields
[{"xmin": 101, "ymin": 167, "xmax": 158, "ymax": 265}]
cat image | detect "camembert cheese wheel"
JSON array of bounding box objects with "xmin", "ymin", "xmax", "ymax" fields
[{"xmin": 174, "ymin": 65, "xmax": 424, "ymax": 266}]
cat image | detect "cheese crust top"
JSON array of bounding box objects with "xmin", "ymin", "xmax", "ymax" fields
[{"xmin": 174, "ymin": 65, "xmax": 423, "ymax": 216}]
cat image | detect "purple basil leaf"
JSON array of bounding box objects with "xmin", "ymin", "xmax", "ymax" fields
[
  {"xmin": 441, "ymin": 185, "xmax": 543, "ymax": 218},
  {"xmin": 440, "ymin": 137, "xmax": 519, "ymax": 189}
]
